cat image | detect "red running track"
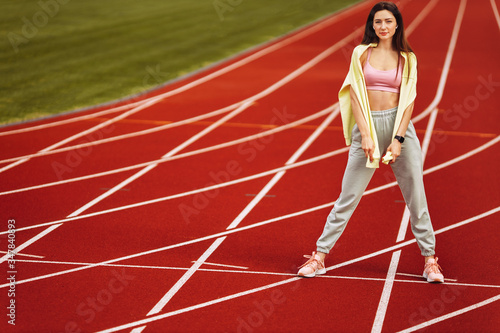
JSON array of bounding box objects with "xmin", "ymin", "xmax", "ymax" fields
[{"xmin": 1, "ymin": 0, "xmax": 500, "ymax": 332}]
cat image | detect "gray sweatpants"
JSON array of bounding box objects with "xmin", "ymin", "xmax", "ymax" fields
[{"xmin": 316, "ymin": 107, "xmax": 436, "ymax": 257}]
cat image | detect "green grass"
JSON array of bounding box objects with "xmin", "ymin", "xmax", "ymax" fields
[{"xmin": 1, "ymin": 0, "xmax": 358, "ymax": 125}]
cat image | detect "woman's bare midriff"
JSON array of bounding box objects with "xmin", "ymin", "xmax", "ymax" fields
[{"xmin": 368, "ymin": 90, "xmax": 399, "ymax": 111}]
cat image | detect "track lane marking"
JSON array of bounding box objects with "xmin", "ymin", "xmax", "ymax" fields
[
  {"xmin": 491, "ymin": 0, "xmax": 500, "ymax": 31},
  {"xmin": 396, "ymin": 294, "xmax": 500, "ymax": 333},
  {"xmin": 13, "ymin": 258, "xmax": 500, "ymax": 290},
  {"xmin": 372, "ymin": 251, "xmax": 401, "ymax": 333},
  {"xmin": 190, "ymin": 261, "xmax": 249, "ymax": 270},
  {"xmin": 0, "ymin": 98, "xmax": 160, "ymax": 175},
  {"xmin": 0, "ymin": 102, "xmax": 242, "ymax": 165},
  {"xmin": 396, "ymin": 272, "xmax": 458, "ymax": 282}
]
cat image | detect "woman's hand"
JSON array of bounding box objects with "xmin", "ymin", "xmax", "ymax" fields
[
  {"xmin": 386, "ymin": 139, "xmax": 402, "ymax": 163},
  {"xmin": 361, "ymin": 135, "xmax": 375, "ymax": 163}
]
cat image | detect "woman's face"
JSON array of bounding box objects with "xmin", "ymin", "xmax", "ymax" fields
[{"xmin": 373, "ymin": 10, "xmax": 397, "ymax": 41}]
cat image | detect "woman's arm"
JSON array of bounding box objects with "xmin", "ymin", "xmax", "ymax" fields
[
  {"xmin": 387, "ymin": 101, "xmax": 414, "ymax": 163},
  {"xmin": 350, "ymin": 87, "xmax": 375, "ymax": 162}
]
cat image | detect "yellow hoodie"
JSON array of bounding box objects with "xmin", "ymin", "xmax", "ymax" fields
[{"xmin": 338, "ymin": 43, "xmax": 417, "ymax": 168}]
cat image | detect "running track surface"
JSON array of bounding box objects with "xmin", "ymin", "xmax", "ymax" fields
[{"xmin": 1, "ymin": 0, "xmax": 500, "ymax": 332}]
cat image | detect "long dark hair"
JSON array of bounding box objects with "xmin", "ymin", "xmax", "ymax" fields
[{"xmin": 361, "ymin": 2, "xmax": 414, "ymax": 78}]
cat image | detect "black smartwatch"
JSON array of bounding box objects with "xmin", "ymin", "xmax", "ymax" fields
[{"xmin": 394, "ymin": 135, "xmax": 405, "ymax": 143}]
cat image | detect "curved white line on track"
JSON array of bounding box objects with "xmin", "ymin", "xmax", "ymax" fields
[
  {"xmin": 0, "ymin": 98, "xmax": 159, "ymax": 175},
  {"xmin": 0, "ymin": 102, "xmax": 139, "ymax": 137},
  {"xmin": 0, "ymin": 0, "xmax": 371, "ymax": 137},
  {"xmin": 372, "ymin": 250, "xmax": 401, "ymax": 333},
  {"xmin": 0, "ymin": 102, "xmax": 241, "ymax": 164},
  {"xmin": 491, "ymin": 0, "xmax": 500, "ymax": 31},
  {"xmin": 397, "ymin": 294, "xmax": 500, "ymax": 333},
  {"xmin": 87, "ymin": 207, "xmax": 500, "ymax": 333},
  {"xmin": 15, "ymin": 258, "xmax": 500, "ymax": 289}
]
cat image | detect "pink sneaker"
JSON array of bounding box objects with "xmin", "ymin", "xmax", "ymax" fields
[
  {"xmin": 423, "ymin": 257, "xmax": 444, "ymax": 283},
  {"xmin": 298, "ymin": 252, "xmax": 326, "ymax": 277}
]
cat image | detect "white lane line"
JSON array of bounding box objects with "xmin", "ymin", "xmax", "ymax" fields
[
  {"xmin": 141, "ymin": 102, "xmax": 340, "ymax": 322},
  {"xmin": 395, "ymin": 208, "xmax": 412, "ymax": 244},
  {"xmin": 0, "ymin": 251, "xmax": 44, "ymax": 259},
  {"xmin": 404, "ymin": 0, "xmax": 439, "ymax": 36},
  {"xmin": 372, "ymin": 251, "xmax": 401, "ymax": 333},
  {"xmin": 1, "ymin": 206, "xmax": 498, "ymax": 290},
  {"xmin": 92, "ymin": 208, "xmax": 500, "ymax": 333},
  {"xmin": 0, "ymin": 102, "xmax": 242, "ymax": 165},
  {"xmin": 0, "ymin": 0, "xmax": 370, "ymax": 138},
  {"xmin": 0, "ymin": 225, "xmax": 59, "ymax": 264},
  {"xmin": 12, "ymin": 258, "xmax": 500, "ymax": 290},
  {"xmin": 0, "ymin": 97, "xmax": 158, "ymax": 175},
  {"xmin": 491, "ymin": 0, "xmax": 500, "ymax": 31},
  {"xmin": 99, "ymin": 279, "xmax": 296, "ymax": 333},
  {"xmin": 413, "ymin": 0, "xmax": 468, "ymax": 124},
  {"xmin": 146, "ymin": 237, "xmax": 227, "ymax": 316},
  {"xmin": 423, "ymin": 135, "xmax": 499, "ymax": 174},
  {"xmin": 0, "ymin": 142, "xmax": 346, "ymax": 235},
  {"xmin": 190, "ymin": 261, "xmax": 249, "ymax": 270},
  {"xmin": 396, "ymin": 294, "xmax": 500, "ymax": 333},
  {"xmin": 397, "ymin": 0, "xmax": 466, "ymax": 244},
  {"xmin": 396, "ymin": 272, "xmax": 458, "ymax": 282},
  {"xmin": 2, "ymin": 134, "xmax": 497, "ymax": 238},
  {"xmin": 0, "ymin": 105, "xmax": 334, "ymax": 196},
  {"xmin": 0, "ymin": 103, "xmax": 139, "ymax": 137}
]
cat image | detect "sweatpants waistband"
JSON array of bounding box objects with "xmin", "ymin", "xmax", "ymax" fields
[{"xmin": 371, "ymin": 106, "xmax": 398, "ymax": 118}]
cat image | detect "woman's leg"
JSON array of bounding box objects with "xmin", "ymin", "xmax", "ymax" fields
[
  {"xmin": 390, "ymin": 121, "xmax": 436, "ymax": 257},
  {"xmin": 316, "ymin": 125, "xmax": 376, "ymax": 254}
]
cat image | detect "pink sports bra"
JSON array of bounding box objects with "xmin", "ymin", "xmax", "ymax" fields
[{"xmin": 363, "ymin": 48, "xmax": 402, "ymax": 94}]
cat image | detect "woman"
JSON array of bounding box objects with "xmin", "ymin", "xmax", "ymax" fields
[{"xmin": 298, "ymin": 2, "xmax": 444, "ymax": 283}]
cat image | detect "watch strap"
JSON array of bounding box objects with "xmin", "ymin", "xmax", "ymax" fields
[{"xmin": 394, "ymin": 135, "xmax": 405, "ymax": 143}]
